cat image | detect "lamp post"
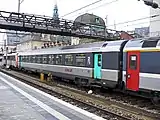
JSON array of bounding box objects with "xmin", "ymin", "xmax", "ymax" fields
[
  {"xmin": 17, "ymin": 0, "xmax": 25, "ymax": 51},
  {"xmin": 4, "ymin": 39, "xmax": 8, "ymax": 67},
  {"xmin": 18, "ymin": 0, "xmax": 25, "ymax": 13},
  {"xmin": 2, "ymin": 32, "xmax": 7, "ymax": 68}
]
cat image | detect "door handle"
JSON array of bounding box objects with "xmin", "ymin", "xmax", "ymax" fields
[
  {"xmin": 128, "ymin": 74, "xmax": 131, "ymax": 78},
  {"xmin": 124, "ymin": 74, "xmax": 131, "ymax": 79}
]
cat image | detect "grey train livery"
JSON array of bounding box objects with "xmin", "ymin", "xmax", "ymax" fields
[{"xmin": 3, "ymin": 37, "xmax": 160, "ymax": 102}]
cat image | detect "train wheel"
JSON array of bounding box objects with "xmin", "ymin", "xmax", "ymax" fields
[
  {"xmin": 151, "ymin": 97, "xmax": 160, "ymax": 106},
  {"xmin": 75, "ymin": 78, "xmax": 82, "ymax": 88},
  {"xmin": 151, "ymin": 92, "xmax": 160, "ymax": 107}
]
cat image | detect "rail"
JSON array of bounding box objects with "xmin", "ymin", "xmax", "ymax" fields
[{"xmin": 1, "ymin": 68, "xmax": 160, "ymax": 120}]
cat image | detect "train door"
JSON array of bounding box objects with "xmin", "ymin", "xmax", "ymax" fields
[
  {"xmin": 126, "ymin": 51, "xmax": 140, "ymax": 91},
  {"xmin": 94, "ymin": 53, "xmax": 102, "ymax": 79}
]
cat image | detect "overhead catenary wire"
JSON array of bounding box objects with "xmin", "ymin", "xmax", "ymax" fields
[
  {"xmin": 85, "ymin": 0, "xmax": 118, "ymax": 12},
  {"xmin": 106, "ymin": 14, "xmax": 160, "ymax": 27},
  {"xmin": 61, "ymin": 0, "xmax": 158, "ymax": 30},
  {"xmin": 61, "ymin": 0, "xmax": 106, "ymax": 17},
  {"xmin": 67, "ymin": 0, "xmax": 118, "ymax": 19},
  {"xmin": 121, "ymin": 18, "xmax": 160, "ymax": 28}
]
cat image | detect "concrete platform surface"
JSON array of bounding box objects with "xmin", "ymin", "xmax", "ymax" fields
[{"xmin": 0, "ymin": 72, "xmax": 105, "ymax": 120}]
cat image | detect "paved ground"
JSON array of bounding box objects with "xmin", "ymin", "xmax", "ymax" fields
[{"xmin": 0, "ymin": 72, "xmax": 105, "ymax": 120}]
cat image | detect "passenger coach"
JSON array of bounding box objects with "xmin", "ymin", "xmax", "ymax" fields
[
  {"xmin": 18, "ymin": 42, "xmax": 108, "ymax": 87},
  {"xmin": 18, "ymin": 40, "xmax": 128, "ymax": 89},
  {"xmin": 123, "ymin": 37, "xmax": 160, "ymax": 99},
  {"xmin": 2, "ymin": 53, "xmax": 18, "ymax": 68}
]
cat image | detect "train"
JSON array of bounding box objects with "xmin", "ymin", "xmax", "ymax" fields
[
  {"xmin": 2, "ymin": 37, "xmax": 160, "ymax": 103},
  {"xmin": 0, "ymin": 53, "xmax": 3, "ymax": 66}
]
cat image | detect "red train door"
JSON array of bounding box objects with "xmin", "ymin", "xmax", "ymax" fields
[{"xmin": 126, "ymin": 51, "xmax": 140, "ymax": 91}]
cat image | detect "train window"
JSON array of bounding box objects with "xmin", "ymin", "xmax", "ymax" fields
[
  {"xmin": 56, "ymin": 55, "xmax": 62, "ymax": 65},
  {"xmin": 37, "ymin": 55, "xmax": 42, "ymax": 63},
  {"xmin": 98, "ymin": 54, "xmax": 101, "ymax": 61},
  {"xmin": 76, "ymin": 54, "xmax": 85, "ymax": 66},
  {"xmin": 49, "ymin": 55, "xmax": 54, "ymax": 64},
  {"xmin": 102, "ymin": 43, "xmax": 108, "ymax": 47},
  {"xmin": 98, "ymin": 54, "xmax": 101, "ymax": 66},
  {"xmin": 25, "ymin": 56, "xmax": 28, "ymax": 62},
  {"xmin": 11, "ymin": 56, "xmax": 13, "ymax": 60},
  {"xmin": 65, "ymin": 54, "xmax": 73, "ymax": 65},
  {"xmin": 7, "ymin": 56, "xmax": 9, "ymax": 60},
  {"xmin": 142, "ymin": 40, "xmax": 158, "ymax": 48},
  {"xmin": 24, "ymin": 56, "xmax": 27, "ymax": 62},
  {"xmin": 26, "ymin": 56, "xmax": 29, "ymax": 62},
  {"xmin": 26, "ymin": 56, "xmax": 28, "ymax": 62},
  {"xmin": 43, "ymin": 55, "xmax": 48, "ymax": 64},
  {"xmin": 22, "ymin": 56, "xmax": 24, "ymax": 62},
  {"xmin": 32, "ymin": 56, "xmax": 36, "ymax": 63},
  {"xmin": 130, "ymin": 55, "xmax": 137, "ymax": 70},
  {"xmin": 29, "ymin": 56, "xmax": 32, "ymax": 63},
  {"xmin": 24, "ymin": 56, "xmax": 26, "ymax": 62},
  {"xmin": 11, "ymin": 56, "xmax": 14, "ymax": 60}
]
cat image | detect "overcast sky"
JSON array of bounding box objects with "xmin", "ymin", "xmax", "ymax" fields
[{"xmin": 0, "ymin": 0, "xmax": 151, "ymax": 42}]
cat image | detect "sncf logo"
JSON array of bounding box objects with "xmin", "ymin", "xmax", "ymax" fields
[{"xmin": 65, "ymin": 68, "xmax": 72, "ymax": 72}]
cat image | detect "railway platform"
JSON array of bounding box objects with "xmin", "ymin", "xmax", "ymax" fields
[{"xmin": 0, "ymin": 72, "xmax": 105, "ymax": 120}]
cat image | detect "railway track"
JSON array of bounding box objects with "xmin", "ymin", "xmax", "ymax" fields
[{"xmin": 0, "ymin": 68, "xmax": 160, "ymax": 120}]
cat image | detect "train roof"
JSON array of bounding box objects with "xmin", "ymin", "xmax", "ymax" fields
[
  {"xmin": 100, "ymin": 40, "xmax": 127, "ymax": 52},
  {"xmin": 3, "ymin": 52, "xmax": 17, "ymax": 56},
  {"xmin": 18, "ymin": 42, "xmax": 104, "ymax": 56},
  {"xmin": 18, "ymin": 39, "xmax": 130, "ymax": 56},
  {"xmin": 123, "ymin": 37, "xmax": 160, "ymax": 51},
  {"xmin": 61, "ymin": 42, "xmax": 104, "ymax": 50}
]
